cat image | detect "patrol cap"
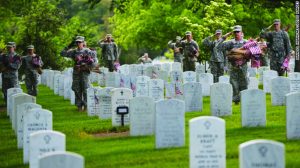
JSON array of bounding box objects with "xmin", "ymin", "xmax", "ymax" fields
[
  {"xmin": 215, "ymin": 29, "xmax": 222, "ymax": 34},
  {"xmin": 185, "ymin": 31, "xmax": 192, "ymax": 36},
  {"xmin": 6, "ymin": 42, "xmax": 16, "ymax": 48},
  {"xmin": 75, "ymin": 36, "xmax": 85, "ymax": 42},
  {"xmin": 27, "ymin": 45, "xmax": 34, "ymax": 49},
  {"xmin": 176, "ymin": 36, "xmax": 182, "ymax": 40},
  {"xmin": 273, "ymin": 19, "xmax": 281, "ymax": 24},
  {"xmin": 106, "ymin": 34, "xmax": 112, "ymax": 38},
  {"xmin": 233, "ymin": 25, "xmax": 242, "ymax": 32}
]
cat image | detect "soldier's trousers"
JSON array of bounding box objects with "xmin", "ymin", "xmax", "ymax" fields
[
  {"xmin": 106, "ymin": 60, "xmax": 115, "ymax": 72},
  {"xmin": 2, "ymin": 76, "xmax": 18, "ymax": 103},
  {"xmin": 25, "ymin": 74, "xmax": 39, "ymax": 96},
  {"xmin": 229, "ymin": 65, "xmax": 248, "ymax": 103},
  {"xmin": 72, "ymin": 71, "xmax": 90, "ymax": 108},
  {"xmin": 183, "ymin": 59, "xmax": 196, "ymax": 72},
  {"xmin": 210, "ymin": 61, "xmax": 224, "ymax": 83}
]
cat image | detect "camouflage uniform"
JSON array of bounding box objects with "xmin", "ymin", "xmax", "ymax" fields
[
  {"xmin": 260, "ymin": 27, "xmax": 292, "ymax": 76},
  {"xmin": 98, "ymin": 35, "xmax": 118, "ymax": 72},
  {"xmin": 203, "ymin": 34, "xmax": 226, "ymax": 82},
  {"xmin": 61, "ymin": 37, "xmax": 96, "ymax": 109},
  {"xmin": 22, "ymin": 53, "xmax": 43, "ymax": 96},
  {"xmin": 219, "ymin": 34, "xmax": 248, "ymax": 103},
  {"xmin": 180, "ymin": 32, "xmax": 198, "ymax": 72},
  {"xmin": 168, "ymin": 36, "xmax": 183, "ymax": 63},
  {"xmin": 0, "ymin": 42, "xmax": 22, "ymax": 103}
]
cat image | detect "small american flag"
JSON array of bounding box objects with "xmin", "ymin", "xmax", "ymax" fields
[{"xmin": 243, "ymin": 40, "xmax": 262, "ymax": 55}]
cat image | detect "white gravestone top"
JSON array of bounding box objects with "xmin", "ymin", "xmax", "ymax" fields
[
  {"xmin": 17, "ymin": 103, "xmax": 42, "ymax": 149},
  {"xmin": 189, "ymin": 116, "xmax": 226, "ymax": 168},
  {"xmin": 210, "ymin": 83, "xmax": 232, "ymax": 116},
  {"xmin": 130, "ymin": 97, "xmax": 155, "ymax": 136},
  {"xmin": 136, "ymin": 76, "xmax": 150, "ymax": 97},
  {"xmin": 29, "ymin": 130, "xmax": 66, "ymax": 168},
  {"xmin": 239, "ymin": 139, "xmax": 285, "ymax": 168},
  {"xmin": 288, "ymin": 72, "xmax": 300, "ymax": 92},
  {"xmin": 155, "ymin": 99, "xmax": 185, "ymax": 148},
  {"xmin": 183, "ymin": 82, "xmax": 202, "ymax": 112},
  {"xmin": 271, "ymin": 77, "xmax": 290, "ymax": 106},
  {"xmin": 149, "ymin": 79, "xmax": 164, "ymax": 101},
  {"xmin": 286, "ymin": 92, "xmax": 300, "ymax": 139},
  {"xmin": 198, "ymin": 73, "xmax": 214, "ymax": 96},
  {"xmin": 98, "ymin": 87, "xmax": 113, "ymax": 119},
  {"xmin": 111, "ymin": 88, "xmax": 133, "ymax": 126},
  {"xmin": 241, "ymin": 89, "xmax": 266, "ymax": 127},
  {"xmin": 183, "ymin": 71, "xmax": 197, "ymax": 84},
  {"xmin": 87, "ymin": 87, "xmax": 101, "ymax": 116},
  {"xmin": 23, "ymin": 109, "xmax": 52, "ymax": 163},
  {"xmin": 7, "ymin": 87, "xmax": 23, "ymax": 117},
  {"xmin": 38, "ymin": 151, "xmax": 84, "ymax": 168},
  {"xmin": 263, "ymin": 70, "xmax": 278, "ymax": 93}
]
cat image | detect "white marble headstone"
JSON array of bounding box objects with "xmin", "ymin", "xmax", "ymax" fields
[
  {"xmin": 149, "ymin": 79, "xmax": 164, "ymax": 101},
  {"xmin": 248, "ymin": 77, "xmax": 259, "ymax": 89},
  {"xmin": 38, "ymin": 151, "xmax": 84, "ymax": 168},
  {"xmin": 105, "ymin": 72, "xmax": 120, "ymax": 88},
  {"xmin": 158, "ymin": 70, "xmax": 169, "ymax": 83},
  {"xmin": 58, "ymin": 75, "xmax": 65, "ymax": 96},
  {"xmin": 136, "ymin": 76, "xmax": 150, "ymax": 97},
  {"xmin": 145, "ymin": 66, "xmax": 159, "ymax": 79},
  {"xmin": 172, "ymin": 62, "xmax": 182, "ymax": 71},
  {"xmin": 189, "ymin": 116, "xmax": 226, "ymax": 168},
  {"xmin": 7, "ymin": 87, "xmax": 23, "ymax": 117},
  {"xmin": 161, "ymin": 63, "xmax": 171, "ymax": 74},
  {"xmin": 286, "ymin": 92, "xmax": 300, "ymax": 139},
  {"xmin": 198, "ymin": 73, "xmax": 214, "ymax": 96},
  {"xmin": 29, "ymin": 130, "xmax": 66, "ymax": 168},
  {"xmin": 170, "ymin": 70, "xmax": 183, "ymax": 83},
  {"xmin": 241, "ymin": 89, "xmax": 266, "ymax": 127},
  {"xmin": 63, "ymin": 76, "xmax": 72, "ymax": 100},
  {"xmin": 210, "ymin": 83, "xmax": 232, "ymax": 116},
  {"xmin": 155, "ymin": 99, "xmax": 185, "ymax": 148},
  {"xmin": 258, "ymin": 66, "xmax": 270, "ymax": 84},
  {"xmin": 288, "ymin": 72, "xmax": 300, "ymax": 92},
  {"xmin": 98, "ymin": 87, "xmax": 113, "ymax": 119},
  {"xmin": 87, "ymin": 87, "xmax": 101, "ymax": 116},
  {"xmin": 218, "ymin": 75, "xmax": 230, "ymax": 84},
  {"xmin": 184, "ymin": 82, "xmax": 202, "ymax": 112},
  {"xmin": 111, "ymin": 88, "xmax": 133, "ymax": 126},
  {"xmin": 183, "ymin": 71, "xmax": 196, "ymax": 84},
  {"xmin": 239, "ymin": 139, "xmax": 285, "ymax": 168},
  {"xmin": 271, "ymin": 77, "xmax": 290, "ymax": 106},
  {"xmin": 263, "ymin": 70, "xmax": 278, "ymax": 93},
  {"xmin": 165, "ymin": 82, "xmax": 175, "ymax": 99},
  {"xmin": 53, "ymin": 74, "xmax": 61, "ymax": 95},
  {"xmin": 11, "ymin": 93, "xmax": 36, "ymax": 132},
  {"xmin": 23, "ymin": 109, "xmax": 52, "ymax": 163},
  {"xmin": 17, "ymin": 103, "xmax": 42, "ymax": 149},
  {"xmin": 130, "ymin": 97, "xmax": 155, "ymax": 136}
]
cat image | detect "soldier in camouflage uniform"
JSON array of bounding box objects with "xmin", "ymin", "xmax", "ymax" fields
[
  {"xmin": 203, "ymin": 29, "xmax": 227, "ymax": 82},
  {"xmin": 22, "ymin": 45, "xmax": 43, "ymax": 96},
  {"xmin": 181, "ymin": 31, "xmax": 199, "ymax": 72},
  {"xmin": 260, "ymin": 19, "xmax": 292, "ymax": 76},
  {"xmin": 138, "ymin": 53, "xmax": 152, "ymax": 64},
  {"xmin": 0, "ymin": 42, "xmax": 22, "ymax": 103},
  {"xmin": 98, "ymin": 34, "xmax": 118, "ymax": 72},
  {"xmin": 218, "ymin": 25, "xmax": 248, "ymax": 104},
  {"xmin": 168, "ymin": 36, "xmax": 183, "ymax": 63},
  {"xmin": 61, "ymin": 36, "xmax": 97, "ymax": 111}
]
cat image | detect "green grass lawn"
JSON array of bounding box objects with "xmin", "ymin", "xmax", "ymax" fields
[{"xmin": 0, "ymin": 85, "xmax": 300, "ymax": 168}]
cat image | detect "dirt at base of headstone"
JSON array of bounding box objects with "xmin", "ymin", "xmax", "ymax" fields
[{"xmin": 92, "ymin": 131, "xmax": 129, "ymax": 138}]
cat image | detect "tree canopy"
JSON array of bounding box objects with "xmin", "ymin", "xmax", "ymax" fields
[{"xmin": 0, "ymin": 0, "xmax": 296, "ymax": 68}]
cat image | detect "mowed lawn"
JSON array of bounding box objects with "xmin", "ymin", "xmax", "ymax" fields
[{"xmin": 0, "ymin": 85, "xmax": 300, "ymax": 168}]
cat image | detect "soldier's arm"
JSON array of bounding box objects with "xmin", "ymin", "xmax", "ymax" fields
[
  {"xmin": 259, "ymin": 28, "xmax": 271, "ymax": 40},
  {"xmin": 202, "ymin": 36, "xmax": 214, "ymax": 48},
  {"xmin": 217, "ymin": 40, "xmax": 233, "ymax": 52},
  {"xmin": 60, "ymin": 48, "xmax": 74, "ymax": 58},
  {"xmin": 9, "ymin": 55, "xmax": 22, "ymax": 70}
]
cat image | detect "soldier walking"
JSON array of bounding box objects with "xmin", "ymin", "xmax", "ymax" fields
[
  {"xmin": 218, "ymin": 25, "xmax": 248, "ymax": 104},
  {"xmin": 22, "ymin": 45, "xmax": 43, "ymax": 96},
  {"xmin": 0, "ymin": 42, "xmax": 22, "ymax": 103},
  {"xmin": 260, "ymin": 19, "xmax": 292, "ymax": 76},
  {"xmin": 181, "ymin": 31, "xmax": 199, "ymax": 72},
  {"xmin": 61, "ymin": 36, "xmax": 96, "ymax": 111},
  {"xmin": 98, "ymin": 34, "xmax": 118, "ymax": 72},
  {"xmin": 203, "ymin": 29, "xmax": 228, "ymax": 82}
]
